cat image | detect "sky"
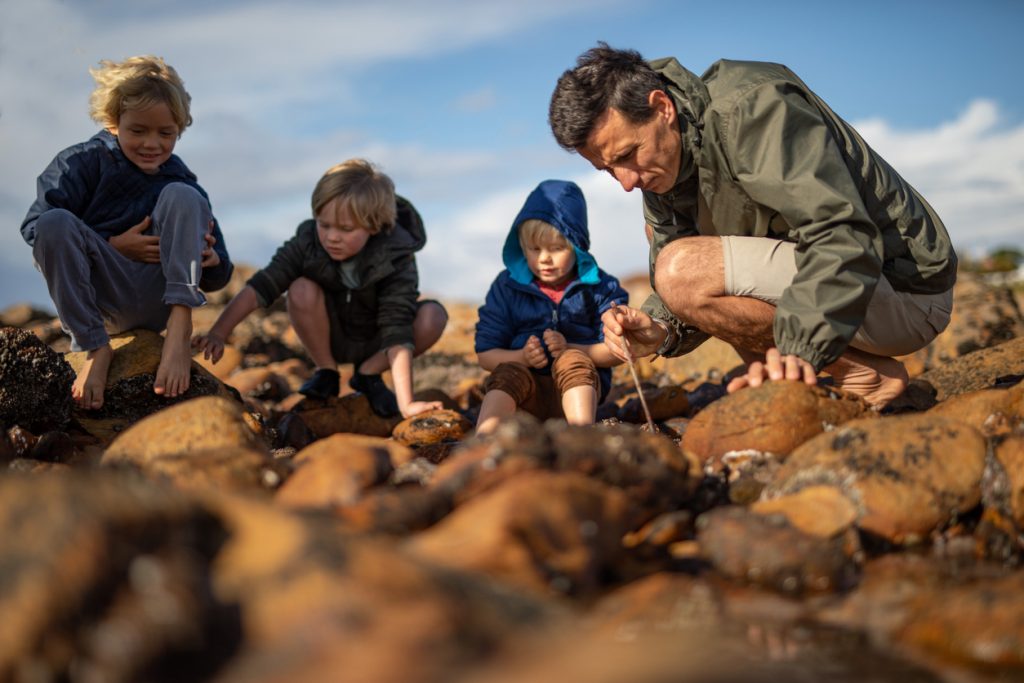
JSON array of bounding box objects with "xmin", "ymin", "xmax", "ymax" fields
[{"xmin": 2, "ymin": 0, "xmax": 1022, "ymax": 314}]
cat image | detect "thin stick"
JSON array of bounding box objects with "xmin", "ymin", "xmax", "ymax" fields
[{"xmin": 612, "ymin": 304, "xmax": 657, "ymax": 432}]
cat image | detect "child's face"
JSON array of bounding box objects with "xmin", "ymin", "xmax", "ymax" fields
[
  {"xmin": 524, "ymin": 237, "xmax": 576, "ymax": 286},
  {"xmin": 316, "ymin": 198, "xmax": 371, "ymax": 261},
  {"xmin": 110, "ymin": 102, "xmax": 179, "ymax": 174}
]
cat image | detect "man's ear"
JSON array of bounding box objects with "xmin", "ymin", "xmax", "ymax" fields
[{"xmin": 648, "ymin": 90, "xmax": 676, "ymax": 125}]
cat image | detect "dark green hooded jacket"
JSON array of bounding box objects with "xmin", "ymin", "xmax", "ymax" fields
[{"xmin": 641, "ymin": 58, "xmax": 957, "ymax": 370}]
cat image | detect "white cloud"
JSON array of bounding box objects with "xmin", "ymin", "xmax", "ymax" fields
[{"xmin": 453, "ymin": 86, "xmax": 498, "ymax": 114}]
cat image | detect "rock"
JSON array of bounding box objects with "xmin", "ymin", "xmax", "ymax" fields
[
  {"xmin": 102, "ymin": 395, "xmax": 268, "ymax": 467},
  {"xmin": 0, "ymin": 326, "xmax": 75, "ymax": 432},
  {"xmin": 617, "ymin": 383, "xmax": 690, "ymax": 423},
  {"xmin": 408, "ymin": 471, "xmax": 634, "ymax": 596},
  {"xmin": 910, "ymin": 337, "xmax": 1024, "ymax": 402},
  {"xmin": 275, "ymin": 434, "xmax": 395, "ymax": 509},
  {"xmin": 928, "ymin": 381, "xmax": 1024, "ymax": 436},
  {"xmin": 0, "ymin": 303, "xmax": 54, "ymax": 327},
  {"xmin": 288, "ymin": 393, "xmax": 400, "ymax": 439},
  {"xmin": 989, "ymin": 434, "xmax": 1024, "ymax": 528},
  {"xmin": 392, "ymin": 408, "xmax": 473, "ymax": 447},
  {"xmin": 191, "ymin": 344, "xmax": 244, "ymax": 381},
  {"xmin": 0, "ymin": 472, "xmax": 240, "ymax": 681},
  {"xmin": 764, "ymin": 414, "xmax": 987, "ymax": 544},
  {"xmin": 750, "ymin": 485, "xmax": 860, "ymax": 539},
  {"xmin": 682, "ymin": 381, "xmax": 874, "ymax": 467},
  {"xmin": 697, "ymin": 505, "xmax": 862, "ymax": 594},
  {"xmin": 222, "ymin": 365, "xmax": 292, "ymax": 401},
  {"xmin": 144, "ymin": 447, "xmax": 288, "ymax": 496},
  {"xmin": 335, "ymin": 486, "xmax": 454, "ymax": 535},
  {"xmin": 65, "ymin": 329, "xmax": 235, "ymax": 435}
]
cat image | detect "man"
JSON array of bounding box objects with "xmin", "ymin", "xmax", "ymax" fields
[{"xmin": 548, "ymin": 43, "xmax": 956, "ymax": 407}]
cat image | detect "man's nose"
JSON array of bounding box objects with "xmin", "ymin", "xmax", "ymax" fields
[{"xmin": 613, "ymin": 167, "xmax": 640, "ymax": 192}]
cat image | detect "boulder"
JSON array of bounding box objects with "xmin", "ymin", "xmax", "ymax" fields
[
  {"xmin": 392, "ymin": 408, "xmax": 473, "ymax": 447},
  {"xmin": 682, "ymin": 381, "xmax": 874, "ymax": 467},
  {"xmin": 764, "ymin": 414, "xmax": 987, "ymax": 544},
  {"xmin": 909, "ymin": 336, "xmax": 1024, "ymax": 403},
  {"xmin": 287, "ymin": 393, "xmax": 400, "ymax": 439},
  {"xmin": 275, "ymin": 434, "xmax": 396, "ymax": 509},
  {"xmin": 928, "ymin": 381, "xmax": 1024, "ymax": 436},
  {"xmin": 617, "ymin": 383, "xmax": 690, "ymax": 423}
]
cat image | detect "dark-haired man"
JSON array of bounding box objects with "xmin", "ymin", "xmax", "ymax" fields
[{"xmin": 549, "ymin": 44, "xmax": 956, "ymax": 407}]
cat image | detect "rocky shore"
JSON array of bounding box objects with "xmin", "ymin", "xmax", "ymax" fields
[{"xmin": 1, "ymin": 269, "xmax": 1023, "ymax": 682}]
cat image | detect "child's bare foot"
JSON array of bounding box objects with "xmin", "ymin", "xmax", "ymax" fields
[
  {"xmin": 72, "ymin": 344, "xmax": 113, "ymax": 410},
  {"xmin": 825, "ymin": 348, "xmax": 909, "ymax": 409},
  {"xmin": 155, "ymin": 305, "xmax": 193, "ymax": 398}
]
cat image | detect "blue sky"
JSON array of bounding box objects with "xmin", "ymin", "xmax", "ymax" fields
[{"xmin": 2, "ymin": 0, "xmax": 1022, "ymax": 313}]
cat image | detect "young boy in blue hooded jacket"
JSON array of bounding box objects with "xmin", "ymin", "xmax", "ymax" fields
[{"xmin": 474, "ymin": 179, "xmax": 628, "ymax": 433}]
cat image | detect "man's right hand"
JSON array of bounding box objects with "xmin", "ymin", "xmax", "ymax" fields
[
  {"xmin": 601, "ymin": 305, "xmax": 666, "ymax": 362},
  {"xmin": 109, "ymin": 216, "xmax": 160, "ymax": 263}
]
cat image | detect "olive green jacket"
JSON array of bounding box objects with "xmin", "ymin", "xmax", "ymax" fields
[{"xmin": 641, "ymin": 58, "xmax": 956, "ymax": 370}]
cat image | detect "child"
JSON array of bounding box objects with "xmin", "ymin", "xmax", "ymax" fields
[
  {"xmin": 21, "ymin": 55, "xmax": 232, "ymax": 410},
  {"xmin": 474, "ymin": 179, "xmax": 627, "ymax": 434},
  {"xmin": 193, "ymin": 159, "xmax": 447, "ymax": 419}
]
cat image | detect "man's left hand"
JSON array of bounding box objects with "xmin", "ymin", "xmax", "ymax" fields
[{"xmin": 726, "ymin": 347, "xmax": 817, "ymax": 394}]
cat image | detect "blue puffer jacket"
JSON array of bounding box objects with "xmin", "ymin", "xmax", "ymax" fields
[
  {"xmin": 21, "ymin": 130, "xmax": 233, "ymax": 292},
  {"xmin": 475, "ymin": 179, "xmax": 628, "ymax": 399}
]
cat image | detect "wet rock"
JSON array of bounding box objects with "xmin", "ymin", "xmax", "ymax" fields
[
  {"xmin": 392, "ymin": 408, "xmax": 473, "ymax": 447},
  {"xmin": 683, "ymin": 381, "xmax": 874, "ymax": 467},
  {"xmin": 275, "ymin": 434, "xmax": 396, "ymax": 509},
  {"xmin": 697, "ymin": 505, "xmax": 862, "ymax": 594},
  {"xmin": 209, "ymin": 495, "xmax": 554, "ymax": 683},
  {"xmin": 0, "ymin": 326, "xmax": 75, "ymax": 432},
  {"xmin": 287, "ymin": 393, "xmax": 401, "ymax": 439},
  {"xmin": 910, "ymin": 336, "xmax": 1024, "ymax": 402},
  {"xmin": 765, "ymin": 414, "xmax": 987, "ymax": 544},
  {"xmin": 0, "ymin": 472, "xmax": 239, "ymax": 682},
  {"xmin": 409, "ymin": 471, "xmax": 634, "ymax": 596},
  {"xmin": 928, "ymin": 381, "xmax": 1024, "ymax": 436},
  {"xmin": 617, "ymin": 383, "xmax": 689, "ymax": 423},
  {"xmin": 102, "ymin": 395, "xmax": 268, "ymax": 467}
]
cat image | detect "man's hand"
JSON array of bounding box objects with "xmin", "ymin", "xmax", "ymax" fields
[
  {"xmin": 601, "ymin": 304, "xmax": 665, "ymax": 362},
  {"xmin": 523, "ymin": 335, "xmax": 548, "ymax": 368},
  {"xmin": 726, "ymin": 347, "xmax": 817, "ymax": 394},
  {"xmin": 542, "ymin": 329, "xmax": 567, "ymax": 358},
  {"xmin": 191, "ymin": 332, "xmax": 226, "ymax": 364},
  {"xmin": 201, "ymin": 221, "xmax": 220, "ymax": 268},
  {"xmin": 109, "ymin": 216, "xmax": 160, "ymax": 263}
]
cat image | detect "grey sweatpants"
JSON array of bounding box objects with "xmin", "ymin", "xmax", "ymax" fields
[{"xmin": 33, "ymin": 183, "xmax": 210, "ymax": 351}]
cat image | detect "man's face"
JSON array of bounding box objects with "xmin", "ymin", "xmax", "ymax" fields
[{"xmin": 578, "ymin": 90, "xmax": 682, "ymax": 195}]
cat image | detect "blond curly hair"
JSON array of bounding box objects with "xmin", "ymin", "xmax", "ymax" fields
[{"xmin": 89, "ymin": 55, "xmax": 192, "ymax": 133}]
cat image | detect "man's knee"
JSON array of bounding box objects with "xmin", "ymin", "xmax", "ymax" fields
[{"xmin": 653, "ymin": 237, "xmax": 724, "ymax": 314}]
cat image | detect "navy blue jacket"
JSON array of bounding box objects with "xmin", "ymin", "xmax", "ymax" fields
[
  {"xmin": 475, "ymin": 180, "xmax": 628, "ymax": 399},
  {"xmin": 21, "ymin": 130, "xmax": 233, "ymax": 292}
]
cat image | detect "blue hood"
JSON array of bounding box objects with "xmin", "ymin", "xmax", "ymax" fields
[{"xmin": 501, "ymin": 179, "xmax": 599, "ymax": 286}]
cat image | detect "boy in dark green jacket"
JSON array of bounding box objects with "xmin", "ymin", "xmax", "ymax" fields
[{"xmin": 194, "ymin": 159, "xmax": 446, "ymax": 418}]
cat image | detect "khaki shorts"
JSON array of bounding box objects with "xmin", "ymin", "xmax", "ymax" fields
[{"xmin": 721, "ymin": 236, "xmax": 953, "ymax": 357}]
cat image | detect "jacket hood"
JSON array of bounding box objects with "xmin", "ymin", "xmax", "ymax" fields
[
  {"xmin": 501, "ymin": 179, "xmax": 599, "ymax": 285},
  {"xmin": 648, "ymin": 56, "xmax": 710, "ymax": 191}
]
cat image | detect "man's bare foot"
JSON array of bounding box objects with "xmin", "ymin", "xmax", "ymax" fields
[
  {"xmin": 155, "ymin": 305, "xmax": 193, "ymax": 398},
  {"xmin": 824, "ymin": 348, "xmax": 909, "ymax": 409},
  {"xmin": 72, "ymin": 344, "xmax": 113, "ymax": 410}
]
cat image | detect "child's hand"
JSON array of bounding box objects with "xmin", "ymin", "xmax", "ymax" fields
[
  {"xmin": 543, "ymin": 329, "xmax": 567, "ymax": 358},
  {"xmin": 523, "ymin": 335, "xmax": 548, "ymax": 368},
  {"xmin": 201, "ymin": 221, "xmax": 220, "ymax": 268},
  {"xmin": 401, "ymin": 400, "xmax": 443, "ymax": 418},
  {"xmin": 109, "ymin": 216, "xmax": 160, "ymax": 263},
  {"xmin": 192, "ymin": 332, "xmax": 226, "ymax": 364}
]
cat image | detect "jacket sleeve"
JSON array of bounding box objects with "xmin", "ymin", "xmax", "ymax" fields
[
  {"xmin": 474, "ymin": 280, "xmax": 513, "ymax": 353},
  {"xmin": 638, "ymin": 190, "xmax": 712, "ymax": 356},
  {"xmin": 21, "ymin": 145, "xmax": 98, "ymax": 246},
  {"xmin": 727, "ymin": 82, "xmax": 885, "ymax": 370},
  {"xmin": 246, "ymin": 230, "xmax": 308, "ymax": 308},
  {"xmin": 375, "ymin": 254, "xmax": 420, "ymax": 350},
  {"xmin": 199, "ymin": 216, "xmax": 234, "ymax": 292}
]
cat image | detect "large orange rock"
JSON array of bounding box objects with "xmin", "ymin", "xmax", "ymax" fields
[
  {"xmin": 682, "ymin": 381, "xmax": 873, "ymax": 466},
  {"xmin": 928, "ymin": 381, "xmax": 1024, "ymax": 436},
  {"xmin": 288, "ymin": 393, "xmax": 400, "ymax": 438},
  {"xmin": 911, "ymin": 337, "xmax": 1024, "ymax": 402},
  {"xmin": 764, "ymin": 414, "xmax": 987, "ymax": 544},
  {"xmin": 992, "ymin": 435, "xmax": 1024, "ymax": 527},
  {"xmin": 275, "ymin": 434, "xmax": 396, "ymax": 509},
  {"xmin": 102, "ymin": 395, "xmax": 268, "ymax": 466},
  {"xmin": 408, "ymin": 471, "xmax": 634, "ymax": 596},
  {"xmin": 392, "ymin": 409, "xmax": 472, "ymax": 447}
]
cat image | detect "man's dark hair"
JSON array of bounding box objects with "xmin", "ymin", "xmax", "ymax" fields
[{"xmin": 548, "ymin": 42, "xmax": 665, "ymax": 151}]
